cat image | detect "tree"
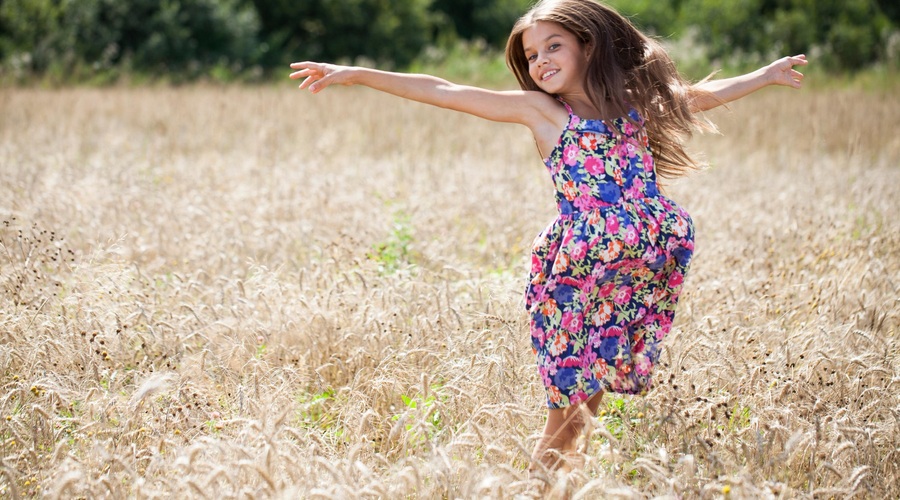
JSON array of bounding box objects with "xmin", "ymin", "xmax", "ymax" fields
[
  {"xmin": 251, "ymin": 0, "xmax": 433, "ymax": 69},
  {"xmin": 430, "ymin": 0, "xmax": 530, "ymax": 47}
]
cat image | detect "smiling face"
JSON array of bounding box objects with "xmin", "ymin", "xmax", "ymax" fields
[{"xmin": 521, "ymin": 21, "xmax": 590, "ymax": 95}]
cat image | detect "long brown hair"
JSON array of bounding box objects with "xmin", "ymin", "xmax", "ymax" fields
[{"xmin": 505, "ymin": 0, "xmax": 716, "ymax": 178}]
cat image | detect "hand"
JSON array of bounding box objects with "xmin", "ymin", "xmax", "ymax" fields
[
  {"xmin": 764, "ymin": 54, "xmax": 807, "ymax": 89},
  {"xmin": 289, "ymin": 62, "xmax": 353, "ymax": 93}
]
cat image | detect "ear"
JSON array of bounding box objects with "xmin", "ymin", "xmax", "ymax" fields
[{"xmin": 583, "ymin": 40, "xmax": 595, "ymax": 59}]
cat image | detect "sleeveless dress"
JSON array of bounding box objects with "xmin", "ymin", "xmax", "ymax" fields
[{"xmin": 526, "ymin": 99, "xmax": 694, "ymax": 409}]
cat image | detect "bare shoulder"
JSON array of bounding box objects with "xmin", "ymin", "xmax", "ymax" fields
[
  {"xmin": 480, "ymin": 88, "xmax": 565, "ymax": 127},
  {"xmin": 521, "ymin": 91, "xmax": 569, "ymax": 158}
]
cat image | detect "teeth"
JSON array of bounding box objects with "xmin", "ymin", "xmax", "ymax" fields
[{"xmin": 542, "ymin": 70, "xmax": 558, "ymax": 81}]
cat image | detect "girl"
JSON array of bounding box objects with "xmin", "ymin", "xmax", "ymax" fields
[{"xmin": 290, "ymin": 0, "xmax": 806, "ymax": 473}]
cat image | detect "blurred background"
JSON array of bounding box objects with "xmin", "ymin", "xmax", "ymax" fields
[{"xmin": 1, "ymin": 0, "xmax": 898, "ymax": 85}]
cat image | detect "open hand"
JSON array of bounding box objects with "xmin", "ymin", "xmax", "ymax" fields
[
  {"xmin": 289, "ymin": 62, "xmax": 353, "ymax": 93},
  {"xmin": 765, "ymin": 54, "xmax": 807, "ymax": 89}
]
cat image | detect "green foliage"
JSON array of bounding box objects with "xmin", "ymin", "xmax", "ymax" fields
[
  {"xmin": 392, "ymin": 386, "xmax": 445, "ymax": 447},
  {"xmin": 251, "ymin": 0, "xmax": 433, "ymax": 69},
  {"xmin": 0, "ymin": 0, "xmax": 261, "ymax": 80},
  {"xmin": 430, "ymin": 0, "xmax": 531, "ymax": 47},
  {"xmin": 367, "ymin": 210, "xmax": 415, "ymax": 274},
  {"xmin": 609, "ymin": 0, "xmax": 898, "ymax": 71},
  {"xmin": 0, "ymin": 0, "xmax": 897, "ymax": 82}
]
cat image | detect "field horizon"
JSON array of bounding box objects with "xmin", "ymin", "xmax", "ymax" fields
[{"xmin": 0, "ymin": 84, "xmax": 898, "ymax": 498}]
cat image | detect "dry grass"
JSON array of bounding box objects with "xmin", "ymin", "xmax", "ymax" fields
[{"xmin": 0, "ymin": 83, "xmax": 897, "ymax": 499}]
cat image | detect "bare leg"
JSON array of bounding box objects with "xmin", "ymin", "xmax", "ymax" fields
[{"xmin": 531, "ymin": 391, "xmax": 604, "ymax": 473}]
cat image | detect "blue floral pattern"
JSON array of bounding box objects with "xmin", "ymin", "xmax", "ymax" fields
[{"xmin": 526, "ymin": 100, "xmax": 694, "ymax": 408}]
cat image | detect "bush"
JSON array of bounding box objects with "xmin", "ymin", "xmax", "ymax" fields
[
  {"xmin": 0, "ymin": 0, "xmax": 261, "ymax": 80},
  {"xmin": 251, "ymin": 0, "xmax": 433, "ymax": 69}
]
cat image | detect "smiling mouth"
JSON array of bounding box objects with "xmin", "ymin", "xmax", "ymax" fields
[{"xmin": 541, "ymin": 70, "xmax": 559, "ymax": 81}]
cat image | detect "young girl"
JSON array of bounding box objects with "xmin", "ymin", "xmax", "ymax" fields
[{"xmin": 290, "ymin": 0, "xmax": 806, "ymax": 473}]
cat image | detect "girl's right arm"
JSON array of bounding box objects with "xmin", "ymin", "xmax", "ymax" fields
[{"xmin": 289, "ymin": 62, "xmax": 555, "ymax": 129}]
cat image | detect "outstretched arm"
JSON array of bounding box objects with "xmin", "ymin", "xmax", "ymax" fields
[
  {"xmin": 688, "ymin": 54, "xmax": 808, "ymax": 112},
  {"xmin": 289, "ymin": 62, "xmax": 551, "ymax": 128}
]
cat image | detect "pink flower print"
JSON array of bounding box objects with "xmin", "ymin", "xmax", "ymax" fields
[
  {"xmin": 642, "ymin": 153, "xmax": 654, "ymax": 171},
  {"xmin": 635, "ymin": 356, "xmax": 652, "ymax": 376},
  {"xmin": 580, "ymin": 132, "xmax": 600, "ymax": 150},
  {"xmin": 560, "ymin": 356, "xmax": 581, "ymax": 368},
  {"xmin": 561, "ymin": 228, "xmax": 574, "ymax": 247},
  {"xmin": 624, "ymin": 225, "xmax": 639, "ymax": 246},
  {"xmin": 561, "ymin": 311, "xmax": 584, "ymax": 333},
  {"xmin": 625, "ymin": 141, "xmax": 638, "ymax": 158},
  {"xmin": 531, "ymin": 326, "xmax": 546, "ymax": 346},
  {"xmin": 568, "ymin": 114, "xmax": 581, "ymax": 129},
  {"xmin": 588, "ymin": 327, "xmax": 602, "ymax": 347},
  {"xmin": 624, "ymin": 185, "xmax": 640, "ymax": 200},
  {"xmin": 570, "ymin": 241, "xmax": 588, "ymax": 261},
  {"xmin": 563, "ymin": 145, "xmax": 580, "ymax": 166},
  {"xmin": 573, "ymin": 195, "xmax": 594, "ymax": 211},
  {"xmin": 605, "ymin": 213, "xmax": 620, "ymax": 234},
  {"xmin": 659, "ymin": 314, "xmax": 672, "ymax": 331},
  {"xmin": 667, "ymin": 271, "xmax": 684, "ymax": 289},
  {"xmin": 622, "ymin": 121, "xmax": 636, "ymax": 135},
  {"xmin": 540, "ymin": 366, "xmax": 552, "ymax": 386},
  {"xmin": 580, "ymin": 348, "xmax": 598, "ymax": 367},
  {"xmin": 569, "ymin": 390, "xmax": 589, "ymax": 405},
  {"xmin": 531, "ymin": 284, "xmax": 549, "ymax": 303},
  {"xmin": 582, "ymin": 275, "xmax": 596, "ymax": 291},
  {"xmin": 531, "ymin": 254, "xmax": 542, "ymax": 273},
  {"xmin": 583, "ymin": 156, "xmax": 603, "ymax": 175},
  {"xmin": 603, "ymin": 325, "xmax": 623, "ymax": 338},
  {"xmin": 613, "ymin": 286, "xmax": 633, "ymax": 305},
  {"xmin": 599, "ymin": 282, "xmax": 616, "ymax": 298}
]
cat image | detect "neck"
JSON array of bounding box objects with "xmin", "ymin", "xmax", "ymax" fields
[{"xmin": 559, "ymin": 91, "xmax": 616, "ymax": 121}]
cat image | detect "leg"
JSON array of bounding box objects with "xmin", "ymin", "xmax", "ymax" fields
[{"xmin": 531, "ymin": 391, "xmax": 604, "ymax": 472}]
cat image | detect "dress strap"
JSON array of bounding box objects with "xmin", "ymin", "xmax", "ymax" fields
[{"xmin": 556, "ymin": 96, "xmax": 574, "ymax": 116}]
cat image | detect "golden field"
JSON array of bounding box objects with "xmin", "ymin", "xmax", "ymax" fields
[{"xmin": 0, "ymin": 83, "xmax": 898, "ymax": 498}]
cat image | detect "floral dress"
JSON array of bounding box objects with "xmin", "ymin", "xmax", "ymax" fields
[{"xmin": 526, "ymin": 99, "xmax": 694, "ymax": 409}]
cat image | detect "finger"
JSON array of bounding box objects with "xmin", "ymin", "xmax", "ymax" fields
[
  {"xmin": 290, "ymin": 61, "xmax": 317, "ymax": 70},
  {"xmin": 289, "ymin": 69, "xmax": 310, "ymax": 79},
  {"xmin": 298, "ymin": 75, "xmax": 320, "ymax": 91},
  {"xmin": 309, "ymin": 77, "xmax": 330, "ymax": 94},
  {"xmin": 790, "ymin": 55, "xmax": 808, "ymax": 66}
]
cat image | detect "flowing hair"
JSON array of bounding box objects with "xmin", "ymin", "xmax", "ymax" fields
[{"xmin": 505, "ymin": 0, "xmax": 716, "ymax": 179}]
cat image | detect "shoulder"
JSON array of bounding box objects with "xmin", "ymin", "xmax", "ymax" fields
[{"xmin": 517, "ymin": 91, "xmax": 569, "ymax": 135}]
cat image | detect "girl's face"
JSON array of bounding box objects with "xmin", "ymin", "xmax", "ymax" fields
[{"xmin": 522, "ymin": 21, "xmax": 589, "ymax": 95}]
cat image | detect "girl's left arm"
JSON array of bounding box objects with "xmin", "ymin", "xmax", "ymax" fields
[{"xmin": 688, "ymin": 54, "xmax": 808, "ymax": 112}]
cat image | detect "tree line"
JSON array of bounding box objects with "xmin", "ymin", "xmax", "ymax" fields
[{"xmin": 0, "ymin": 0, "xmax": 897, "ymax": 82}]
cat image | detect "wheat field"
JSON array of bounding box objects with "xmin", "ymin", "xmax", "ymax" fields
[{"xmin": 0, "ymin": 83, "xmax": 898, "ymax": 499}]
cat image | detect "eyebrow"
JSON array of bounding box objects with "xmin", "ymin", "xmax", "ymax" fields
[{"xmin": 523, "ymin": 34, "xmax": 563, "ymax": 53}]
